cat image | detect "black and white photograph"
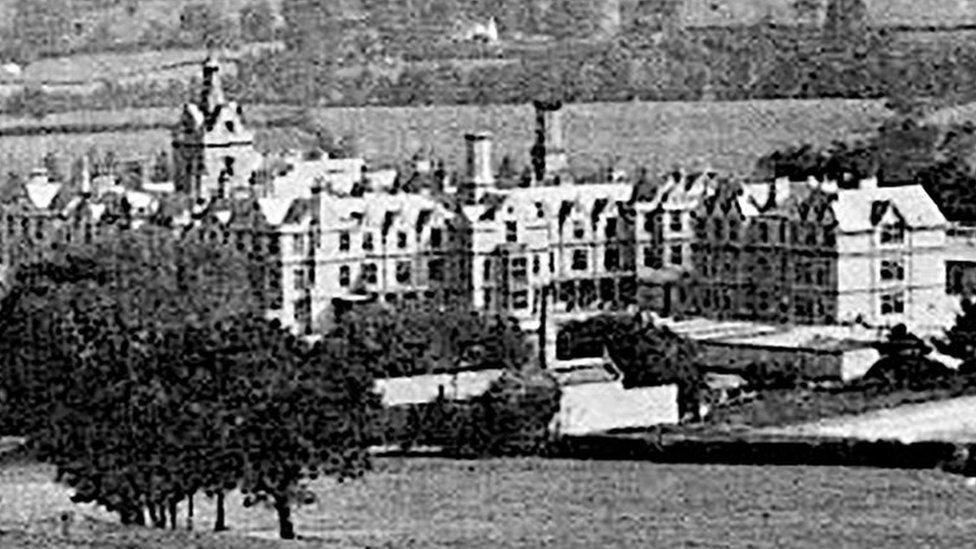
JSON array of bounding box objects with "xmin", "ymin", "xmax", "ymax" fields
[{"xmin": 2, "ymin": 0, "xmax": 976, "ymax": 547}]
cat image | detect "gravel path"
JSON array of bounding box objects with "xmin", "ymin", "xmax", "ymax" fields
[{"xmin": 769, "ymin": 395, "xmax": 976, "ymax": 443}]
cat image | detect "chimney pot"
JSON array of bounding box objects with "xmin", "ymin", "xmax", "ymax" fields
[{"xmin": 464, "ymin": 132, "xmax": 494, "ymax": 202}]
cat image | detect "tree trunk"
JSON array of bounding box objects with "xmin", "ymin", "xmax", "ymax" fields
[
  {"xmin": 134, "ymin": 507, "xmax": 146, "ymax": 527},
  {"xmin": 214, "ymin": 491, "xmax": 228, "ymax": 532},
  {"xmin": 274, "ymin": 494, "xmax": 295, "ymax": 540},
  {"xmin": 168, "ymin": 500, "xmax": 178, "ymax": 530},
  {"xmin": 158, "ymin": 504, "xmax": 167, "ymax": 529},
  {"xmin": 186, "ymin": 493, "xmax": 194, "ymax": 531},
  {"xmin": 147, "ymin": 504, "xmax": 160, "ymax": 528}
]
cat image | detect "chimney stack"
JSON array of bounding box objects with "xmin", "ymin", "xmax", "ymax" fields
[
  {"xmin": 531, "ymin": 100, "xmax": 568, "ymax": 184},
  {"xmin": 464, "ymin": 132, "xmax": 494, "ymax": 203},
  {"xmin": 79, "ymin": 154, "xmax": 92, "ymax": 197}
]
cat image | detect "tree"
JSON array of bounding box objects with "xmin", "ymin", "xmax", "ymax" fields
[
  {"xmin": 333, "ymin": 302, "xmax": 531, "ymax": 378},
  {"xmin": 938, "ymin": 299, "xmax": 976, "ymax": 374},
  {"xmin": 569, "ymin": 314, "xmax": 703, "ymax": 418},
  {"xmin": 451, "ymin": 369, "xmax": 561, "ymax": 457},
  {"xmin": 239, "ymin": 0, "xmax": 277, "ymax": 42},
  {"xmin": 866, "ymin": 324, "xmax": 950, "ymax": 387}
]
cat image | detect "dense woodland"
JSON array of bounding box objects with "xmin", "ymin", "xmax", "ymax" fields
[{"xmin": 8, "ymin": 0, "xmax": 976, "ymax": 116}]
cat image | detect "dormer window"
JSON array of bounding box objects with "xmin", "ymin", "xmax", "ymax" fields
[
  {"xmin": 430, "ymin": 228, "xmax": 443, "ymax": 249},
  {"xmin": 880, "ymin": 223, "xmax": 905, "ymax": 245},
  {"xmin": 573, "ymin": 221, "xmax": 585, "ymax": 239},
  {"xmin": 397, "ymin": 231, "xmax": 408, "ymax": 249},
  {"xmin": 363, "ymin": 232, "xmax": 374, "ymax": 251}
]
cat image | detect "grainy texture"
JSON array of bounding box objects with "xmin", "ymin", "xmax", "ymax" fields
[{"xmin": 4, "ymin": 459, "xmax": 976, "ymax": 548}]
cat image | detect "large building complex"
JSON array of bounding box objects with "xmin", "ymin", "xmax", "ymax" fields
[{"xmin": 0, "ymin": 57, "xmax": 966, "ymax": 340}]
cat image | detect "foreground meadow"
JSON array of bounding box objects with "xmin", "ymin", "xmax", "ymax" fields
[
  {"xmin": 0, "ymin": 99, "xmax": 889, "ymax": 178},
  {"xmin": 3, "ymin": 457, "xmax": 976, "ymax": 548}
]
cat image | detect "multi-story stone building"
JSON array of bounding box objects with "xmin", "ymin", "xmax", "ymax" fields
[
  {"xmin": 1, "ymin": 55, "xmax": 963, "ymax": 340},
  {"xmin": 685, "ymin": 176, "xmax": 951, "ymax": 332}
]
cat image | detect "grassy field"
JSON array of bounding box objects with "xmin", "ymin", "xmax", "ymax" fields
[
  {"xmin": 0, "ymin": 99, "xmax": 890, "ymax": 178},
  {"xmin": 3, "ymin": 457, "xmax": 976, "ymax": 547}
]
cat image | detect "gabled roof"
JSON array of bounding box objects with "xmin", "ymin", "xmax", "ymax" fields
[
  {"xmin": 257, "ymin": 197, "xmax": 295, "ymax": 227},
  {"xmin": 24, "ymin": 181, "xmax": 64, "ymax": 210},
  {"xmin": 832, "ymin": 185, "xmax": 945, "ymax": 233}
]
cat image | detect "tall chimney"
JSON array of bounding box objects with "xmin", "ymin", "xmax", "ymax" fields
[
  {"xmin": 79, "ymin": 154, "xmax": 92, "ymax": 197},
  {"xmin": 531, "ymin": 100, "xmax": 568, "ymax": 184},
  {"xmin": 464, "ymin": 132, "xmax": 494, "ymax": 203}
]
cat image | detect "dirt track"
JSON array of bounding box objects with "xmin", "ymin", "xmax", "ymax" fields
[{"xmin": 770, "ymin": 395, "xmax": 976, "ymax": 443}]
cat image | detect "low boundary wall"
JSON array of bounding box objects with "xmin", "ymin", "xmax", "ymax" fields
[{"xmin": 553, "ymin": 433, "xmax": 960, "ymax": 469}]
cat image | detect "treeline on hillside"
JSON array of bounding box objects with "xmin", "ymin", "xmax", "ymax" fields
[
  {"xmin": 3, "ymin": 0, "xmax": 278, "ymax": 62},
  {"xmin": 11, "ymin": 0, "xmax": 976, "ymax": 114},
  {"xmin": 0, "ymin": 224, "xmax": 560, "ymax": 538}
]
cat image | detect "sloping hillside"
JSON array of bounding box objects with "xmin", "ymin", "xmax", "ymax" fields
[{"xmin": 679, "ymin": 0, "xmax": 976, "ymax": 28}]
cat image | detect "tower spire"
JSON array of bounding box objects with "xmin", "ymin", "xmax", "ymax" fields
[{"xmin": 200, "ymin": 53, "xmax": 226, "ymax": 116}]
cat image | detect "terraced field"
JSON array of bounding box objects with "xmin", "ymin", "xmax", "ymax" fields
[
  {"xmin": 3, "ymin": 457, "xmax": 976, "ymax": 548},
  {"xmin": 0, "ymin": 99, "xmax": 890, "ymax": 178}
]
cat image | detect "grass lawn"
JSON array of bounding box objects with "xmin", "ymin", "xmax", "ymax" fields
[{"xmin": 4, "ymin": 457, "xmax": 976, "ymax": 548}]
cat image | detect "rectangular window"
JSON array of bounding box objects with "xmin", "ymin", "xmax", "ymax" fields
[
  {"xmin": 397, "ymin": 231, "xmax": 408, "ymax": 249},
  {"xmin": 572, "ymin": 250, "xmax": 588, "ymax": 271},
  {"xmin": 670, "ymin": 245, "xmax": 683, "ymax": 266},
  {"xmin": 669, "ymin": 212, "xmax": 682, "ymax": 232},
  {"xmin": 533, "ymin": 254, "xmax": 541, "ymax": 275},
  {"xmin": 880, "ymin": 224, "xmax": 905, "ymax": 245},
  {"xmin": 881, "ymin": 292, "xmax": 905, "ymax": 315},
  {"xmin": 506, "ymin": 221, "xmax": 518, "ymax": 243},
  {"xmin": 364, "ymin": 263, "xmax": 378, "ymax": 284},
  {"xmin": 823, "ymin": 229, "xmax": 836, "ymax": 247},
  {"xmin": 339, "ymin": 265, "xmax": 350, "ymax": 287},
  {"xmin": 430, "ymin": 228, "xmax": 443, "ymax": 249},
  {"xmin": 293, "ymin": 268, "xmax": 304, "ymax": 291},
  {"xmin": 339, "ymin": 231, "xmax": 350, "ymax": 251},
  {"xmin": 758, "ymin": 222, "xmax": 769, "ymax": 243},
  {"xmin": 429, "ymin": 259, "xmax": 444, "ymax": 282},
  {"xmin": 644, "ymin": 213, "xmax": 654, "ymax": 233},
  {"xmin": 604, "ymin": 247, "xmax": 620, "ymax": 271},
  {"xmin": 728, "ymin": 221, "xmax": 738, "ymax": 242},
  {"xmin": 779, "ymin": 223, "xmax": 787, "ymax": 244},
  {"xmin": 880, "ymin": 259, "xmax": 905, "ymax": 282},
  {"xmin": 605, "ymin": 217, "xmax": 618, "ymax": 239},
  {"xmin": 292, "ymin": 235, "xmax": 304, "ymax": 255},
  {"xmin": 511, "ymin": 257, "xmax": 528, "ymax": 283},
  {"xmin": 512, "ymin": 290, "xmax": 529, "ymax": 310},
  {"xmin": 573, "ymin": 221, "xmax": 585, "ymax": 239},
  {"xmin": 713, "ymin": 218, "xmax": 723, "ymax": 240},
  {"xmin": 483, "ymin": 258, "xmax": 492, "ymax": 282},
  {"xmin": 396, "ymin": 261, "xmax": 412, "ymax": 284},
  {"xmin": 362, "ymin": 232, "xmax": 374, "ymax": 251},
  {"xmin": 643, "ymin": 246, "xmax": 654, "ymax": 268}
]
